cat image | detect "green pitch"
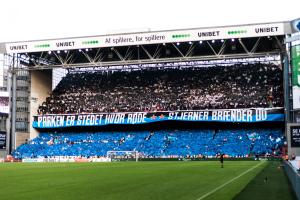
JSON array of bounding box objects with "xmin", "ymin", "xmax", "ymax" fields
[{"xmin": 0, "ymin": 161, "xmax": 294, "ymax": 200}]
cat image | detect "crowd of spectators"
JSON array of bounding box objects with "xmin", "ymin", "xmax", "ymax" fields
[
  {"xmin": 13, "ymin": 129, "xmax": 284, "ymax": 159},
  {"xmin": 38, "ymin": 63, "xmax": 283, "ymax": 114}
]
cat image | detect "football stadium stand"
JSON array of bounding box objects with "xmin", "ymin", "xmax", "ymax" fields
[
  {"xmin": 37, "ymin": 63, "xmax": 283, "ymax": 114},
  {"xmin": 13, "ymin": 129, "xmax": 284, "ymax": 159}
]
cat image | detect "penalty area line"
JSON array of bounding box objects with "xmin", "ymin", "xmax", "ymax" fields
[{"xmin": 195, "ymin": 161, "xmax": 265, "ymax": 200}]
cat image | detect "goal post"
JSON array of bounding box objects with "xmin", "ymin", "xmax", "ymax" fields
[{"xmin": 106, "ymin": 151, "xmax": 139, "ymax": 162}]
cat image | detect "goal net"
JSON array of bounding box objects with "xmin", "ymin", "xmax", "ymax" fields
[{"xmin": 107, "ymin": 151, "xmax": 139, "ymax": 162}]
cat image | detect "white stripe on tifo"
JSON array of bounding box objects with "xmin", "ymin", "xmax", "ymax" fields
[{"xmin": 196, "ymin": 161, "xmax": 265, "ymax": 200}]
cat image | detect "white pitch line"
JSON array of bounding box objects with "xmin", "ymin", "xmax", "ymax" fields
[{"xmin": 196, "ymin": 161, "xmax": 265, "ymax": 200}]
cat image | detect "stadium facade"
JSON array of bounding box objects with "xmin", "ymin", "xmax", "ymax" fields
[{"xmin": 0, "ymin": 19, "xmax": 299, "ymax": 161}]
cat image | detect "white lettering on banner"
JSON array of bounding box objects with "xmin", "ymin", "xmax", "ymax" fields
[
  {"xmin": 224, "ymin": 111, "xmax": 230, "ymax": 121},
  {"xmin": 168, "ymin": 112, "xmax": 177, "ymax": 119},
  {"xmin": 34, "ymin": 108, "xmax": 278, "ymax": 128},
  {"xmin": 66, "ymin": 115, "xmax": 75, "ymax": 126},
  {"xmin": 255, "ymin": 109, "xmax": 267, "ymax": 121},
  {"xmin": 181, "ymin": 112, "xmax": 188, "ymax": 120},
  {"xmin": 211, "ymin": 110, "xmax": 253, "ymax": 122},
  {"xmin": 168, "ymin": 111, "xmax": 209, "ymax": 120},
  {"xmin": 104, "ymin": 113, "xmax": 125, "ymax": 124},
  {"xmin": 127, "ymin": 113, "xmax": 146, "ymax": 124},
  {"xmin": 77, "ymin": 114, "xmax": 104, "ymax": 126},
  {"xmin": 37, "ymin": 117, "xmax": 42, "ymax": 127},
  {"xmin": 39, "ymin": 116, "xmax": 65, "ymax": 127},
  {"xmin": 77, "ymin": 115, "xmax": 82, "ymax": 125}
]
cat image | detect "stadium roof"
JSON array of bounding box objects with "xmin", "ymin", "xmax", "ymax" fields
[
  {"xmin": 1, "ymin": 20, "xmax": 296, "ymax": 70},
  {"xmin": 2, "ymin": 21, "xmax": 292, "ymax": 54}
]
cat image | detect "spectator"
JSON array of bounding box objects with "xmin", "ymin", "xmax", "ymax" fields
[{"xmin": 38, "ymin": 63, "xmax": 283, "ymax": 114}]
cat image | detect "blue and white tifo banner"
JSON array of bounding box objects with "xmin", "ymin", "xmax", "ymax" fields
[{"xmin": 33, "ymin": 108, "xmax": 284, "ymax": 128}]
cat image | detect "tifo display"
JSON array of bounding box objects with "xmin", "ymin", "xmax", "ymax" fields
[{"xmin": 13, "ymin": 129, "xmax": 284, "ymax": 159}]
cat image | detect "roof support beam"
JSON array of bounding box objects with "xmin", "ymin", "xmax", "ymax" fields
[
  {"xmin": 140, "ymin": 45, "xmax": 153, "ymax": 60},
  {"xmin": 238, "ymin": 39, "xmax": 250, "ymax": 54},
  {"xmin": 111, "ymin": 48, "xmax": 124, "ymax": 61},
  {"xmin": 18, "ymin": 52, "xmax": 280, "ymax": 71},
  {"xmin": 218, "ymin": 40, "xmax": 227, "ymax": 56},
  {"xmin": 206, "ymin": 41, "xmax": 218, "ymax": 56},
  {"xmin": 186, "ymin": 43, "xmax": 195, "ymax": 57},
  {"xmin": 94, "ymin": 49, "xmax": 104, "ymax": 62},
  {"xmin": 250, "ymin": 37, "xmax": 261, "ymax": 54},
  {"xmin": 172, "ymin": 43, "xmax": 185, "ymax": 57},
  {"xmin": 153, "ymin": 45, "xmax": 162, "ymax": 59}
]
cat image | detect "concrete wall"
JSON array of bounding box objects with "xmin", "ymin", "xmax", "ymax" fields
[
  {"xmin": 29, "ymin": 70, "xmax": 52, "ymax": 140},
  {"xmin": 16, "ymin": 132, "xmax": 30, "ymax": 147},
  {"xmin": 284, "ymin": 161, "xmax": 300, "ymax": 200},
  {"xmin": 0, "ymin": 150, "xmax": 6, "ymax": 158}
]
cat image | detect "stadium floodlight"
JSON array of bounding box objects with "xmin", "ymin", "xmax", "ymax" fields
[
  {"xmin": 57, "ymin": 50, "xmax": 60, "ymax": 54},
  {"xmin": 231, "ymin": 38, "xmax": 235, "ymax": 42},
  {"xmin": 176, "ymin": 42, "xmax": 180, "ymax": 46},
  {"xmin": 212, "ymin": 40, "xmax": 215, "ymax": 43},
  {"xmin": 199, "ymin": 41, "xmax": 203, "ymax": 44},
  {"xmin": 85, "ymin": 49, "xmax": 89, "ymax": 52},
  {"xmin": 64, "ymin": 50, "xmax": 67, "ymax": 53},
  {"xmin": 79, "ymin": 49, "xmax": 82, "ymax": 52},
  {"xmin": 48, "ymin": 51, "xmax": 51, "ymax": 54},
  {"xmin": 221, "ymin": 39, "xmax": 224, "ymax": 42},
  {"xmin": 189, "ymin": 41, "xmax": 192, "ymax": 45}
]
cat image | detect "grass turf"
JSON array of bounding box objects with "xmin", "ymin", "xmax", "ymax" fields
[
  {"xmin": 233, "ymin": 161, "xmax": 296, "ymax": 200},
  {"xmin": 0, "ymin": 161, "xmax": 288, "ymax": 200}
]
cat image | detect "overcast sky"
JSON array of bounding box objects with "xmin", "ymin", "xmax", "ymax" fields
[{"xmin": 0, "ymin": 0, "xmax": 299, "ymax": 43}]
